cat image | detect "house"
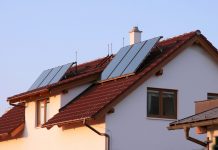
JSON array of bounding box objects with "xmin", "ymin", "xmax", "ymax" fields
[
  {"xmin": 0, "ymin": 27, "xmax": 218, "ymax": 150},
  {"xmin": 168, "ymin": 97, "xmax": 218, "ymax": 150}
]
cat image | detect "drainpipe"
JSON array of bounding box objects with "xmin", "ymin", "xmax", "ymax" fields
[
  {"xmin": 184, "ymin": 127, "xmax": 208, "ymax": 148},
  {"xmin": 83, "ymin": 120, "xmax": 110, "ymax": 150}
]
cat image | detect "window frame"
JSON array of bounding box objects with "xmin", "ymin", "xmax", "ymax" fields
[
  {"xmin": 36, "ymin": 99, "xmax": 49, "ymax": 127},
  {"xmin": 147, "ymin": 87, "xmax": 177, "ymax": 119},
  {"xmin": 207, "ymin": 93, "xmax": 218, "ymax": 100}
]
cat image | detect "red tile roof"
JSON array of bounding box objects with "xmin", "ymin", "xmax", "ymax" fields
[
  {"xmin": 44, "ymin": 30, "xmax": 215, "ymax": 129},
  {"xmin": 8, "ymin": 56, "xmax": 112, "ymax": 102},
  {"xmin": 0, "ymin": 105, "xmax": 25, "ymax": 140}
]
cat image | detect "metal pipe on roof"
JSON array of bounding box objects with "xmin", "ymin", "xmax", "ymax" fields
[{"xmin": 83, "ymin": 120, "xmax": 110, "ymax": 150}]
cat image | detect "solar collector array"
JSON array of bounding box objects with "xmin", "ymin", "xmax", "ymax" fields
[
  {"xmin": 100, "ymin": 45, "xmax": 132, "ymax": 80},
  {"xmin": 109, "ymin": 41, "xmax": 146, "ymax": 79},
  {"xmin": 28, "ymin": 62, "xmax": 74, "ymax": 91},
  {"xmin": 122, "ymin": 37, "xmax": 161, "ymax": 75},
  {"xmin": 101, "ymin": 36, "xmax": 162, "ymax": 80}
]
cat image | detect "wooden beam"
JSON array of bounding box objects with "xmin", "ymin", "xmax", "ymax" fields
[
  {"xmin": 195, "ymin": 36, "xmax": 218, "ymax": 63},
  {"xmin": 10, "ymin": 123, "xmax": 25, "ymax": 137}
]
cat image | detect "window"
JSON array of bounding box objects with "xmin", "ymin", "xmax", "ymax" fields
[
  {"xmin": 147, "ymin": 87, "xmax": 177, "ymax": 119},
  {"xmin": 36, "ymin": 99, "xmax": 49, "ymax": 127},
  {"xmin": 207, "ymin": 93, "xmax": 218, "ymax": 100}
]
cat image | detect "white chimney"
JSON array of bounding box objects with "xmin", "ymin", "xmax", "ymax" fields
[{"xmin": 129, "ymin": 26, "xmax": 142, "ymax": 45}]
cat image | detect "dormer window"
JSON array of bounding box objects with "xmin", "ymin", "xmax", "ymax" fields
[
  {"xmin": 147, "ymin": 87, "xmax": 177, "ymax": 119},
  {"xmin": 36, "ymin": 99, "xmax": 49, "ymax": 127}
]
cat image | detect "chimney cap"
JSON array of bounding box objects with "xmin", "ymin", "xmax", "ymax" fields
[{"xmin": 129, "ymin": 26, "xmax": 142, "ymax": 33}]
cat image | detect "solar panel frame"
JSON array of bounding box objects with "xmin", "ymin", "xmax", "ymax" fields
[
  {"xmin": 28, "ymin": 69, "xmax": 52, "ymax": 91},
  {"xmin": 109, "ymin": 41, "xmax": 146, "ymax": 79},
  {"xmin": 101, "ymin": 45, "xmax": 132, "ymax": 80},
  {"xmin": 122, "ymin": 37, "xmax": 162, "ymax": 75}
]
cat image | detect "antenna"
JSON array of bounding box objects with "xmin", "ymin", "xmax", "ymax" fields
[
  {"xmin": 75, "ymin": 51, "xmax": 78, "ymax": 73},
  {"xmin": 110, "ymin": 43, "xmax": 113, "ymax": 54},
  {"xmin": 108, "ymin": 44, "xmax": 110, "ymax": 56},
  {"xmin": 123, "ymin": 37, "xmax": 125, "ymax": 47}
]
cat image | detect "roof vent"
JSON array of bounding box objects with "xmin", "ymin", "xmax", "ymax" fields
[{"xmin": 129, "ymin": 26, "xmax": 142, "ymax": 45}]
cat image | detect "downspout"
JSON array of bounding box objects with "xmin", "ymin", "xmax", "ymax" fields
[
  {"xmin": 83, "ymin": 120, "xmax": 110, "ymax": 150},
  {"xmin": 184, "ymin": 127, "xmax": 208, "ymax": 148}
]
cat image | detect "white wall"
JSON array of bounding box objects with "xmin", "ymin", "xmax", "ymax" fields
[
  {"xmin": 106, "ymin": 45, "xmax": 218, "ymax": 150},
  {"xmin": 61, "ymin": 83, "xmax": 91, "ymax": 107},
  {"xmin": 0, "ymin": 83, "xmax": 105, "ymax": 150}
]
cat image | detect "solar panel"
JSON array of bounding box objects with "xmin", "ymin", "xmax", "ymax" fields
[
  {"xmin": 122, "ymin": 37, "xmax": 162, "ymax": 75},
  {"xmin": 49, "ymin": 63, "xmax": 73, "ymax": 84},
  {"xmin": 109, "ymin": 41, "xmax": 146, "ymax": 79},
  {"xmin": 28, "ymin": 62, "xmax": 74, "ymax": 91},
  {"xmin": 39, "ymin": 66, "xmax": 62, "ymax": 87},
  {"xmin": 100, "ymin": 36, "xmax": 162, "ymax": 80},
  {"xmin": 101, "ymin": 45, "xmax": 132, "ymax": 80},
  {"xmin": 28, "ymin": 69, "xmax": 52, "ymax": 91}
]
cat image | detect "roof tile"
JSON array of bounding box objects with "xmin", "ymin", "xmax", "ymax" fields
[{"xmin": 0, "ymin": 105, "xmax": 25, "ymax": 136}]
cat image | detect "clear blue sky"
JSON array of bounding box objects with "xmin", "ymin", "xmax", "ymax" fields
[{"xmin": 0, "ymin": 0, "xmax": 218, "ymax": 115}]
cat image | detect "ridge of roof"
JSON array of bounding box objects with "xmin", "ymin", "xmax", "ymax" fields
[
  {"xmin": 159, "ymin": 30, "xmax": 199, "ymax": 46},
  {"xmin": 43, "ymin": 30, "xmax": 204, "ymax": 128}
]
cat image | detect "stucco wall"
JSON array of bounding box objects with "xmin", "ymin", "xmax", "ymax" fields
[
  {"xmin": 106, "ymin": 45, "xmax": 218, "ymax": 150},
  {"xmin": 0, "ymin": 83, "xmax": 105, "ymax": 150},
  {"xmin": 0, "ymin": 123, "xmax": 105, "ymax": 150},
  {"xmin": 61, "ymin": 83, "xmax": 91, "ymax": 107}
]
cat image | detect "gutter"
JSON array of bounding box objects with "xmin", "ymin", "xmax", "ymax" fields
[
  {"xmin": 9, "ymin": 103, "xmax": 25, "ymax": 108},
  {"xmin": 184, "ymin": 127, "xmax": 208, "ymax": 148},
  {"xmin": 83, "ymin": 120, "xmax": 110, "ymax": 150}
]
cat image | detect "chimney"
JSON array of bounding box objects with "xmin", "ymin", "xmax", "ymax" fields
[{"xmin": 129, "ymin": 26, "xmax": 142, "ymax": 45}]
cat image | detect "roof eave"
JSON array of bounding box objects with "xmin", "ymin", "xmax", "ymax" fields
[
  {"xmin": 8, "ymin": 73, "xmax": 100, "ymax": 103},
  {"xmin": 42, "ymin": 117, "xmax": 92, "ymax": 129},
  {"xmin": 168, "ymin": 118, "xmax": 218, "ymax": 130}
]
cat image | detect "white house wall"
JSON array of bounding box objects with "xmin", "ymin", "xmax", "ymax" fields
[
  {"xmin": 106, "ymin": 45, "xmax": 218, "ymax": 150},
  {"xmin": 0, "ymin": 122, "xmax": 105, "ymax": 150},
  {"xmin": 61, "ymin": 83, "xmax": 92, "ymax": 107},
  {"xmin": 0, "ymin": 83, "xmax": 105, "ymax": 150}
]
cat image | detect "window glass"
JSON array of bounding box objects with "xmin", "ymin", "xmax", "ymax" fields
[
  {"xmin": 36, "ymin": 100, "xmax": 48, "ymax": 127},
  {"xmin": 163, "ymin": 92, "xmax": 175, "ymax": 116},
  {"xmin": 147, "ymin": 90, "xmax": 160, "ymax": 116},
  {"xmin": 46, "ymin": 100, "xmax": 50, "ymax": 122},
  {"xmin": 40, "ymin": 101, "xmax": 45, "ymax": 125}
]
